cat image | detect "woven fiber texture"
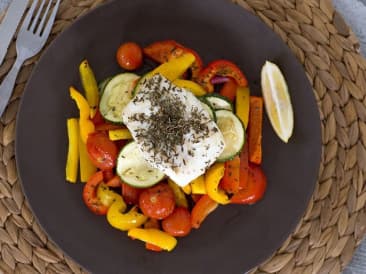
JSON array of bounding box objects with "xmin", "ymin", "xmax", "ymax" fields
[{"xmin": 1, "ymin": 0, "xmax": 366, "ymax": 273}]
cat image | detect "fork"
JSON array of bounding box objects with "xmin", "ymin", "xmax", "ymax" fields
[{"xmin": 0, "ymin": 0, "xmax": 61, "ymax": 117}]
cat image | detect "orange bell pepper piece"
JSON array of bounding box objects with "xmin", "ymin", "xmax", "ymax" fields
[{"xmin": 248, "ymin": 96, "xmax": 263, "ymax": 164}]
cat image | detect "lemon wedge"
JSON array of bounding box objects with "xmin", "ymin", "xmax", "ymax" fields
[{"xmin": 261, "ymin": 61, "xmax": 294, "ymax": 143}]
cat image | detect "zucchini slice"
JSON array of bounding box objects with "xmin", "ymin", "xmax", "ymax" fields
[
  {"xmin": 205, "ymin": 94, "xmax": 233, "ymax": 111},
  {"xmin": 116, "ymin": 142, "xmax": 165, "ymax": 188},
  {"xmin": 215, "ymin": 110, "xmax": 245, "ymax": 162},
  {"xmin": 98, "ymin": 77, "xmax": 113, "ymax": 95},
  {"xmin": 199, "ymin": 97, "xmax": 216, "ymax": 121},
  {"xmin": 99, "ymin": 73, "xmax": 140, "ymax": 123}
]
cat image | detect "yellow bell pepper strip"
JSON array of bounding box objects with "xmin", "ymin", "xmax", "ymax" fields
[
  {"xmin": 205, "ymin": 163, "xmax": 230, "ymax": 204},
  {"xmin": 66, "ymin": 118, "xmax": 79, "ymax": 183},
  {"xmin": 79, "ymin": 130, "xmax": 96, "ymax": 182},
  {"xmin": 69, "ymin": 87, "xmax": 90, "ymax": 119},
  {"xmin": 150, "ymin": 53, "xmax": 195, "ymax": 81},
  {"xmin": 69, "ymin": 87, "xmax": 95, "ymax": 143},
  {"xmin": 167, "ymin": 180, "xmax": 188, "ymax": 208},
  {"xmin": 190, "ymin": 175, "xmax": 207, "ymax": 195},
  {"xmin": 172, "ymin": 79, "xmax": 206, "ymax": 96},
  {"xmin": 107, "ymin": 196, "xmax": 148, "ymax": 231},
  {"xmin": 108, "ymin": 128, "xmax": 132, "ymax": 141},
  {"xmin": 97, "ymin": 183, "xmax": 119, "ymax": 207},
  {"xmin": 79, "ymin": 60, "xmax": 99, "ymax": 118},
  {"xmin": 128, "ymin": 228, "xmax": 177, "ymax": 252},
  {"xmin": 236, "ymin": 86, "xmax": 250, "ymax": 129},
  {"xmin": 181, "ymin": 184, "xmax": 191, "ymax": 195}
]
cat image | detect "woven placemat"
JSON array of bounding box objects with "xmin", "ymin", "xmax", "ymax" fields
[{"xmin": 1, "ymin": 0, "xmax": 366, "ymax": 273}]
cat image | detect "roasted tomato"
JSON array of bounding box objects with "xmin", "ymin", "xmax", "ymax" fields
[
  {"xmin": 122, "ymin": 182, "xmax": 142, "ymax": 205},
  {"xmin": 116, "ymin": 42, "xmax": 143, "ymax": 70},
  {"xmin": 162, "ymin": 207, "xmax": 192, "ymax": 237},
  {"xmin": 139, "ymin": 183, "xmax": 175, "ymax": 220},
  {"xmin": 231, "ymin": 164, "xmax": 267, "ymax": 204},
  {"xmin": 86, "ymin": 132, "xmax": 118, "ymax": 170}
]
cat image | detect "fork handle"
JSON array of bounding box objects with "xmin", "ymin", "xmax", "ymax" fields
[{"xmin": 0, "ymin": 56, "xmax": 25, "ymax": 117}]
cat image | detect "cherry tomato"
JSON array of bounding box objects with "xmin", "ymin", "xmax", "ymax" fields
[
  {"xmin": 122, "ymin": 183, "xmax": 142, "ymax": 205},
  {"xmin": 230, "ymin": 164, "xmax": 267, "ymax": 204},
  {"xmin": 86, "ymin": 132, "xmax": 118, "ymax": 170},
  {"xmin": 162, "ymin": 207, "xmax": 192, "ymax": 237},
  {"xmin": 116, "ymin": 42, "xmax": 143, "ymax": 70},
  {"xmin": 139, "ymin": 183, "xmax": 175, "ymax": 220}
]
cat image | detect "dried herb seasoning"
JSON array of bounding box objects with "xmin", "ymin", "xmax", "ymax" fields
[{"xmin": 127, "ymin": 74, "xmax": 216, "ymax": 169}]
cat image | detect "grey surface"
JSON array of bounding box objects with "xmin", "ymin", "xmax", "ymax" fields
[{"xmin": 1, "ymin": 0, "xmax": 366, "ymax": 273}]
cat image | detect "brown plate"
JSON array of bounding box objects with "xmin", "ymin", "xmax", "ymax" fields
[{"xmin": 15, "ymin": 0, "xmax": 321, "ymax": 273}]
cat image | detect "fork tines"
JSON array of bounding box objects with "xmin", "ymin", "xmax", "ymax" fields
[{"xmin": 21, "ymin": 0, "xmax": 61, "ymax": 37}]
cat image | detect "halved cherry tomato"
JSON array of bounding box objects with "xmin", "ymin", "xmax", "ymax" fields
[
  {"xmin": 191, "ymin": 194, "xmax": 218, "ymax": 229},
  {"xmin": 139, "ymin": 183, "xmax": 175, "ymax": 220},
  {"xmin": 219, "ymin": 78, "xmax": 237, "ymax": 102},
  {"xmin": 162, "ymin": 207, "xmax": 192, "ymax": 237},
  {"xmin": 143, "ymin": 40, "xmax": 203, "ymax": 79},
  {"xmin": 197, "ymin": 60, "xmax": 248, "ymax": 92},
  {"xmin": 231, "ymin": 164, "xmax": 267, "ymax": 204},
  {"xmin": 116, "ymin": 42, "xmax": 143, "ymax": 70},
  {"xmin": 106, "ymin": 175, "xmax": 122, "ymax": 188},
  {"xmin": 82, "ymin": 171, "xmax": 109, "ymax": 215},
  {"xmin": 86, "ymin": 132, "xmax": 118, "ymax": 170},
  {"xmin": 122, "ymin": 182, "xmax": 142, "ymax": 205}
]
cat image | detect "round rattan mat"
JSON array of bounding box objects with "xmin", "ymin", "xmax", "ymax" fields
[{"xmin": 1, "ymin": 0, "xmax": 366, "ymax": 273}]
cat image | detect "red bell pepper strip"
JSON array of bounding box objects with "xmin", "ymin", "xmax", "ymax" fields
[
  {"xmin": 191, "ymin": 194, "xmax": 218, "ymax": 229},
  {"xmin": 82, "ymin": 171, "xmax": 109, "ymax": 215},
  {"xmin": 95, "ymin": 123, "xmax": 122, "ymax": 131},
  {"xmin": 106, "ymin": 175, "xmax": 123, "ymax": 187},
  {"xmin": 91, "ymin": 109, "xmax": 105, "ymax": 126},
  {"xmin": 103, "ymin": 169, "xmax": 115, "ymax": 181},
  {"xmin": 145, "ymin": 242, "xmax": 163, "ymax": 252},
  {"xmin": 220, "ymin": 156, "xmax": 240, "ymax": 194},
  {"xmin": 219, "ymin": 78, "xmax": 237, "ymax": 102},
  {"xmin": 231, "ymin": 164, "xmax": 267, "ymax": 205},
  {"xmin": 143, "ymin": 40, "xmax": 203, "ymax": 79},
  {"xmin": 197, "ymin": 60, "xmax": 248, "ymax": 92}
]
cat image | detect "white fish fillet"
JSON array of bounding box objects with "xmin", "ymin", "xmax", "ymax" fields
[{"xmin": 122, "ymin": 74, "xmax": 225, "ymax": 187}]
